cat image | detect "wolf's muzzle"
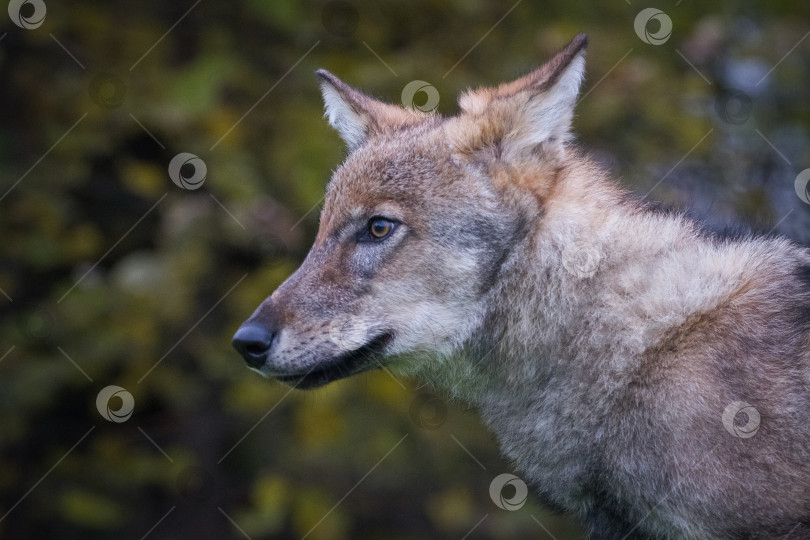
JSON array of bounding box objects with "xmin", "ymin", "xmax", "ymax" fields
[{"xmin": 232, "ymin": 323, "xmax": 274, "ymax": 369}]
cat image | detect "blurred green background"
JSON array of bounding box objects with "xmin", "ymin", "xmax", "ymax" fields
[{"xmin": 1, "ymin": 0, "xmax": 809, "ymax": 538}]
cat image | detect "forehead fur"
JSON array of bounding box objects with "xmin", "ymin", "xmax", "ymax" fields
[
  {"xmin": 318, "ymin": 118, "xmax": 490, "ymax": 232},
  {"xmin": 316, "ymin": 33, "xmax": 589, "ymax": 234}
]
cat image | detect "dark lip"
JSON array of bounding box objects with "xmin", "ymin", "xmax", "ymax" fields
[{"xmin": 275, "ymin": 332, "xmax": 393, "ymax": 390}]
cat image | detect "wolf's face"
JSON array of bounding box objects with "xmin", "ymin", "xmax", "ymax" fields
[
  {"xmin": 234, "ymin": 132, "xmax": 517, "ymax": 388},
  {"xmin": 233, "ymin": 35, "xmax": 588, "ymax": 388}
]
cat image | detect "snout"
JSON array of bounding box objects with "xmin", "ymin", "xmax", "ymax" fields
[{"xmin": 232, "ymin": 323, "xmax": 275, "ymax": 369}]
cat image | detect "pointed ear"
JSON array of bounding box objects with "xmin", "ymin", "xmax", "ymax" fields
[
  {"xmin": 315, "ymin": 69, "xmax": 425, "ymax": 151},
  {"xmin": 456, "ymin": 34, "xmax": 588, "ymax": 160}
]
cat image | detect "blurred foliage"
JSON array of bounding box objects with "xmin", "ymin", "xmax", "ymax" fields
[{"xmin": 1, "ymin": 0, "xmax": 809, "ymax": 538}]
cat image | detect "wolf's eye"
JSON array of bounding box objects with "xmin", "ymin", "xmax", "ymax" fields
[{"xmin": 368, "ymin": 218, "xmax": 395, "ymax": 240}]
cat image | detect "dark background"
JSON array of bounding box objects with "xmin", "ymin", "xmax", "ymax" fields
[{"xmin": 1, "ymin": 0, "xmax": 809, "ymax": 538}]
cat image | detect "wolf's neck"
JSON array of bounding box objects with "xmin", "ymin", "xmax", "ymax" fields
[{"xmin": 426, "ymin": 158, "xmax": 705, "ymax": 404}]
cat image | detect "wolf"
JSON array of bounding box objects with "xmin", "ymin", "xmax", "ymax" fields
[{"xmin": 232, "ymin": 34, "xmax": 810, "ymax": 538}]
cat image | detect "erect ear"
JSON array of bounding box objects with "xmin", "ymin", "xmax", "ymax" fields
[
  {"xmin": 455, "ymin": 34, "xmax": 588, "ymax": 161},
  {"xmin": 315, "ymin": 69, "xmax": 426, "ymax": 152}
]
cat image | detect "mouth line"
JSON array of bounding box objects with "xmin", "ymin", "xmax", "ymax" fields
[{"xmin": 275, "ymin": 332, "xmax": 394, "ymax": 389}]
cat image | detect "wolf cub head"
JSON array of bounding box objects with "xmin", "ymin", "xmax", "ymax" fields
[{"xmin": 233, "ymin": 35, "xmax": 588, "ymax": 388}]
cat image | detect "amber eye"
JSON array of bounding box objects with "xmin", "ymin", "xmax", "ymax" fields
[{"xmin": 368, "ymin": 218, "xmax": 395, "ymax": 239}]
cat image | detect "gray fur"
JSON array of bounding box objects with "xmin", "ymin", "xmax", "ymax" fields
[{"xmin": 235, "ymin": 34, "xmax": 810, "ymax": 538}]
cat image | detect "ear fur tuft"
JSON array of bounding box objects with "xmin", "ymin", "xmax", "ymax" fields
[
  {"xmin": 456, "ymin": 34, "xmax": 588, "ymax": 160},
  {"xmin": 316, "ymin": 69, "xmax": 371, "ymax": 151},
  {"xmin": 315, "ymin": 69, "xmax": 430, "ymax": 152}
]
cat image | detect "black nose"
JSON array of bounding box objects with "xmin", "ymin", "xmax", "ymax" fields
[{"xmin": 232, "ymin": 324, "xmax": 274, "ymax": 369}]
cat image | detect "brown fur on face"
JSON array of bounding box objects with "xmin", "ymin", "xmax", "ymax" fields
[{"xmin": 234, "ymin": 34, "xmax": 810, "ymax": 537}]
